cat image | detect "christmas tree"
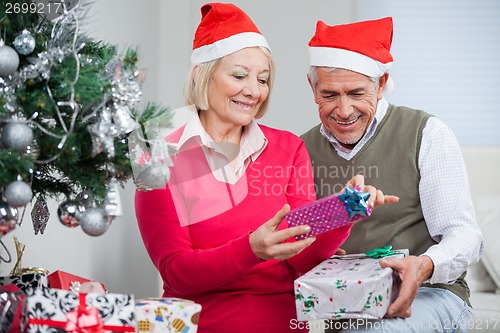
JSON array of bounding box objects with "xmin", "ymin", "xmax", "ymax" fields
[{"xmin": 0, "ymin": 0, "xmax": 172, "ymax": 239}]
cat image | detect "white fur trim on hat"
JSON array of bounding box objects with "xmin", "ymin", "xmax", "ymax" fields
[
  {"xmin": 191, "ymin": 32, "xmax": 270, "ymax": 64},
  {"xmin": 309, "ymin": 46, "xmax": 392, "ymax": 78}
]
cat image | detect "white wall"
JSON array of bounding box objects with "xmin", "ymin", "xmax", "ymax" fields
[
  {"xmin": 1, "ymin": 0, "xmax": 498, "ymax": 299},
  {"xmin": 354, "ymin": 0, "xmax": 500, "ymax": 145}
]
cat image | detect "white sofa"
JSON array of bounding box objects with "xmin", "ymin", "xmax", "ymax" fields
[
  {"xmin": 466, "ymin": 196, "xmax": 500, "ymax": 332},
  {"xmin": 462, "ymin": 147, "xmax": 500, "ymax": 332}
]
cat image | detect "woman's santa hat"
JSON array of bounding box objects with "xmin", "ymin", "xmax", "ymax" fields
[
  {"xmin": 191, "ymin": 3, "xmax": 270, "ymax": 64},
  {"xmin": 308, "ymin": 17, "xmax": 393, "ymax": 78}
]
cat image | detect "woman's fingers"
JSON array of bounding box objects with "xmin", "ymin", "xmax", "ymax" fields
[{"xmin": 250, "ymin": 204, "xmax": 316, "ymax": 260}]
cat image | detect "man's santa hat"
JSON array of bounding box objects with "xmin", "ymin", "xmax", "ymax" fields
[
  {"xmin": 308, "ymin": 17, "xmax": 393, "ymax": 78},
  {"xmin": 191, "ymin": 3, "xmax": 270, "ymax": 64}
]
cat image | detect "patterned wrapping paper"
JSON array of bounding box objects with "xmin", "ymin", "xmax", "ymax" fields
[
  {"xmin": 135, "ymin": 297, "xmax": 201, "ymax": 333},
  {"xmin": 21, "ymin": 287, "xmax": 136, "ymax": 333},
  {"xmin": 294, "ymin": 249, "xmax": 408, "ymax": 321},
  {"xmin": 0, "ymin": 272, "xmax": 48, "ymax": 294},
  {"xmin": 0, "ymin": 284, "xmax": 24, "ymax": 333},
  {"xmin": 285, "ymin": 187, "xmax": 371, "ymax": 240}
]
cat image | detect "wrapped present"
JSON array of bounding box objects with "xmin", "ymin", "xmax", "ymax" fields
[
  {"xmin": 48, "ymin": 270, "xmax": 107, "ymax": 293},
  {"xmin": 0, "ymin": 284, "xmax": 24, "ymax": 333},
  {"xmin": 0, "ymin": 270, "xmax": 48, "ymax": 294},
  {"xmin": 294, "ymin": 247, "xmax": 408, "ymax": 321},
  {"xmin": 21, "ymin": 287, "xmax": 136, "ymax": 333},
  {"xmin": 286, "ymin": 186, "xmax": 371, "ymax": 240},
  {"xmin": 135, "ymin": 297, "xmax": 201, "ymax": 333},
  {"xmin": 0, "ymin": 237, "xmax": 49, "ymax": 294}
]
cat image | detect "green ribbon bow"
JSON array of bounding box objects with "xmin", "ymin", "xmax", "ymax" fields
[{"xmin": 365, "ymin": 245, "xmax": 398, "ymax": 259}]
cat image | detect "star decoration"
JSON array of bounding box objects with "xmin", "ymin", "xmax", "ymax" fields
[{"xmin": 338, "ymin": 186, "xmax": 371, "ymax": 218}]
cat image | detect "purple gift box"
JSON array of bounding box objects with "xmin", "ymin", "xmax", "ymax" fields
[{"xmin": 285, "ymin": 188, "xmax": 371, "ymax": 240}]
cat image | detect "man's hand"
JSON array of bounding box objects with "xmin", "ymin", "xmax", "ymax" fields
[
  {"xmin": 379, "ymin": 255, "xmax": 434, "ymax": 318},
  {"xmin": 346, "ymin": 175, "xmax": 399, "ymax": 209}
]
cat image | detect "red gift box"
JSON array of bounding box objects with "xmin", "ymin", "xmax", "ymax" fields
[{"xmin": 48, "ymin": 270, "xmax": 106, "ymax": 292}]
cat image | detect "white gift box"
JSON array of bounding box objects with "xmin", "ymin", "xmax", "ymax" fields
[
  {"xmin": 294, "ymin": 249, "xmax": 408, "ymax": 321},
  {"xmin": 21, "ymin": 287, "xmax": 136, "ymax": 332},
  {"xmin": 135, "ymin": 297, "xmax": 201, "ymax": 333}
]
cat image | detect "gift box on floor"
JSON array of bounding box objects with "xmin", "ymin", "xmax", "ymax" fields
[
  {"xmin": 21, "ymin": 287, "xmax": 136, "ymax": 333},
  {"xmin": 1, "ymin": 238, "xmax": 49, "ymax": 294},
  {"xmin": 0, "ymin": 284, "xmax": 24, "ymax": 333},
  {"xmin": 286, "ymin": 186, "xmax": 371, "ymax": 240},
  {"xmin": 135, "ymin": 297, "xmax": 201, "ymax": 333},
  {"xmin": 294, "ymin": 248, "xmax": 408, "ymax": 321},
  {"xmin": 48, "ymin": 270, "xmax": 107, "ymax": 293},
  {"xmin": 0, "ymin": 271, "xmax": 48, "ymax": 294}
]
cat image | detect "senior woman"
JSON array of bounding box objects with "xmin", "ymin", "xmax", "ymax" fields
[{"xmin": 135, "ymin": 3, "xmax": 397, "ymax": 333}]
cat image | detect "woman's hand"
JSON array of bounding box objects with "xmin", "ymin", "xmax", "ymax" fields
[
  {"xmin": 335, "ymin": 248, "xmax": 347, "ymax": 256},
  {"xmin": 250, "ymin": 204, "xmax": 316, "ymax": 261},
  {"xmin": 346, "ymin": 174, "xmax": 399, "ymax": 209}
]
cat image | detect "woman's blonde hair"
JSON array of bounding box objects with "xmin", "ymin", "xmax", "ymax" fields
[{"xmin": 184, "ymin": 47, "xmax": 275, "ymax": 119}]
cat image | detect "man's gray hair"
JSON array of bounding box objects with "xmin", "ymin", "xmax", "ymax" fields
[{"xmin": 308, "ymin": 66, "xmax": 378, "ymax": 89}]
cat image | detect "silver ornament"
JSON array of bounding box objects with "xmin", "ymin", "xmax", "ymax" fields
[
  {"xmin": 31, "ymin": 196, "xmax": 50, "ymax": 235},
  {"xmin": 134, "ymin": 163, "xmax": 170, "ymax": 191},
  {"xmin": 88, "ymin": 108, "xmax": 117, "ymax": 157},
  {"xmin": 26, "ymin": 139, "xmax": 40, "ymax": 160},
  {"xmin": 79, "ymin": 207, "xmax": 110, "ymax": 236},
  {"xmin": 113, "ymin": 105, "xmax": 137, "ymax": 135},
  {"xmin": 75, "ymin": 190, "xmax": 94, "ymax": 209},
  {"xmin": 57, "ymin": 199, "xmax": 85, "ymax": 228},
  {"xmin": 104, "ymin": 59, "xmax": 143, "ymax": 107},
  {"xmin": 4, "ymin": 180, "xmax": 33, "ymax": 208},
  {"xmin": 104, "ymin": 177, "xmax": 122, "ymax": 218},
  {"xmin": 0, "ymin": 40, "xmax": 20, "ymax": 77},
  {"xmin": 0, "ymin": 202, "xmax": 18, "ymax": 235},
  {"xmin": 13, "ymin": 30, "xmax": 36, "ymax": 55},
  {"xmin": 1, "ymin": 122, "xmax": 34, "ymax": 152}
]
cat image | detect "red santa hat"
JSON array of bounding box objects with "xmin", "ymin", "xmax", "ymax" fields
[
  {"xmin": 191, "ymin": 3, "xmax": 270, "ymax": 64},
  {"xmin": 308, "ymin": 17, "xmax": 393, "ymax": 78}
]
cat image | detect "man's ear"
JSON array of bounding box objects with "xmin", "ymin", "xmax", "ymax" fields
[
  {"xmin": 377, "ymin": 72, "xmax": 389, "ymax": 100},
  {"xmin": 307, "ymin": 73, "xmax": 319, "ymax": 104}
]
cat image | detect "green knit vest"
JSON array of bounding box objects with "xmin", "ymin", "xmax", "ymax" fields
[{"xmin": 301, "ymin": 104, "xmax": 470, "ymax": 306}]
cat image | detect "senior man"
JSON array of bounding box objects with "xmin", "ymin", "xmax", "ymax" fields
[{"xmin": 301, "ymin": 17, "xmax": 483, "ymax": 332}]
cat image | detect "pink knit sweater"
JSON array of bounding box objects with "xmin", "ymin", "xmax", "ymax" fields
[{"xmin": 135, "ymin": 125, "xmax": 352, "ymax": 333}]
